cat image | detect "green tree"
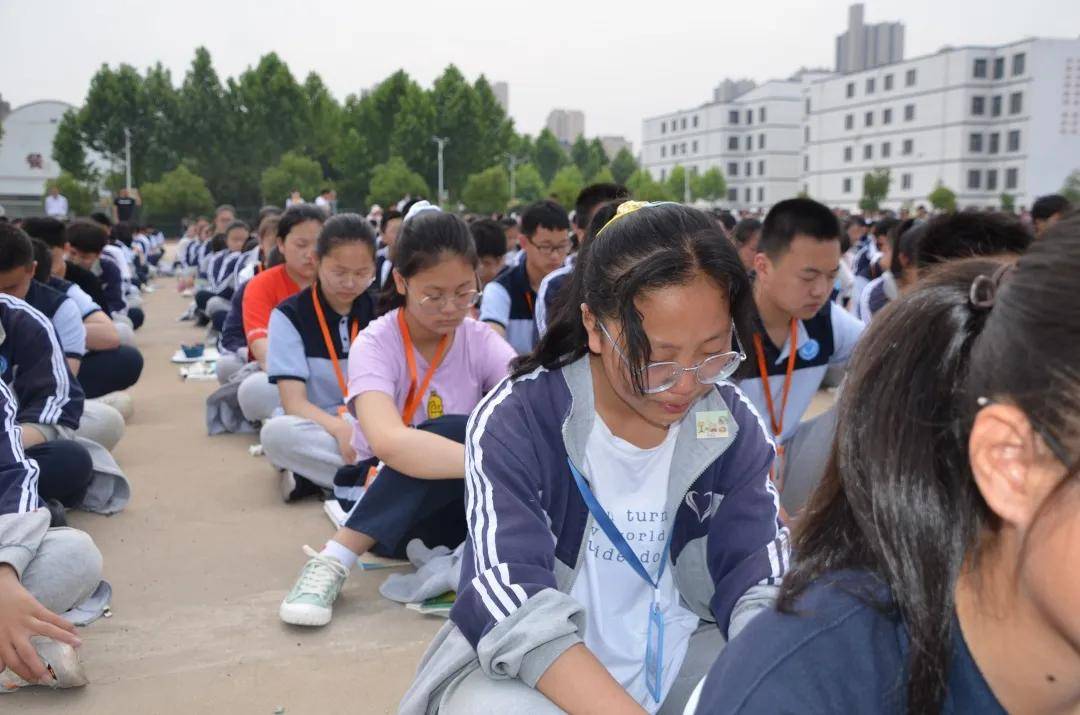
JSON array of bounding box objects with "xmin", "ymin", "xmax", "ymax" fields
[
  {"xmin": 301, "ymin": 72, "xmax": 344, "ymax": 180},
  {"xmin": 547, "ymin": 166, "xmax": 584, "ymax": 208},
  {"xmin": 45, "ymin": 172, "xmax": 97, "ymax": 216},
  {"xmin": 588, "ymin": 167, "xmax": 616, "ymax": 185},
  {"xmin": 1062, "ymin": 169, "xmax": 1080, "ymax": 204},
  {"xmin": 513, "ymin": 162, "xmax": 545, "ymax": 203},
  {"xmin": 52, "ymin": 110, "xmax": 91, "ymax": 181},
  {"xmin": 609, "ymin": 147, "xmax": 638, "ymax": 185},
  {"xmin": 367, "ymin": 157, "xmax": 430, "ymax": 207},
  {"xmin": 387, "ymin": 84, "xmax": 438, "ymax": 195},
  {"xmin": 627, "ymin": 169, "xmax": 675, "ymax": 202},
  {"xmin": 1000, "ymin": 192, "xmax": 1016, "ymax": 213},
  {"xmin": 928, "ymin": 181, "xmax": 957, "ymax": 212},
  {"xmin": 334, "ymin": 129, "xmax": 374, "ymax": 209},
  {"xmin": 534, "ymin": 129, "xmax": 565, "ymax": 184},
  {"xmin": 859, "ymin": 168, "xmax": 891, "ymax": 212},
  {"xmin": 586, "ymin": 138, "xmax": 609, "ymax": 180},
  {"xmin": 175, "ymin": 48, "xmax": 239, "ymax": 203},
  {"xmin": 692, "ymin": 167, "xmax": 727, "ymax": 202},
  {"xmin": 570, "ymin": 136, "xmax": 591, "ymax": 175},
  {"xmin": 462, "ymin": 165, "xmax": 511, "ymax": 214},
  {"xmin": 139, "ymin": 165, "xmax": 215, "ymax": 223},
  {"xmin": 666, "ymin": 165, "xmax": 689, "ymax": 202},
  {"xmin": 260, "ymin": 151, "xmax": 324, "ymax": 205}
]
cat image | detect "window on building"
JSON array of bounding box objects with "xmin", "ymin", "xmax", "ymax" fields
[
  {"xmin": 757, "ymin": 187, "xmax": 765, "ymax": 202},
  {"xmin": 972, "ymin": 96, "xmax": 986, "ymax": 115},
  {"xmin": 758, "ymin": 133, "xmax": 765, "ymax": 149},
  {"xmin": 744, "ymin": 187, "xmax": 751, "ymax": 203},
  {"xmin": 843, "ymin": 177, "xmax": 853, "ymax": 193},
  {"xmin": 745, "ymin": 135, "xmax": 752, "ymax": 150},
  {"xmin": 692, "ymin": 140, "xmax": 698, "ymax": 153},
  {"xmin": 903, "ymin": 139, "xmax": 914, "ymax": 155},
  {"xmin": 690, "ymin": 166, "xmax": 699, "ymax": 177},
  {"xmin": 844, "ymin": 146, "xmax": 853, "ymax": 162},
  {"xmin": 758, "ymin": 160, "xmax": 765, "ymax": 175},
  {"xmin": 729, "ymin": 110, "xmax": 739, "ymax": 124},
  {"xmin": 967, "ymin": 169, "xmax": 981, "ymax": 189},
  {"xmin": 1012, "ymin": 53, "xmax": 1026, "ymax": 76},
  {"xmin": 991, "ymin": 95, "xmax": 1002, "ymax": 117},
  {"xmin": 805, "ymin": 98, "xmax": 811, "ymax": 114},
  {"xmin": 884, "ymin": 74, "xmax": 894, "ymax": 91},
  {"xmin": 901, "ymin": 172, "xmax": 912, "ymax": 190},
  {"xmin": 661, "ymin": 168, "xmax": 666, "ymax": 181},
  {"xmin": 866, "ymin": 78, "xmax": 875, "ymax": 94},
  {"xmin": 845, "ymin": 114, "xmax": 854, "ymax": 130},
  {"xmin": 865, "ymin": 111, "xmax": 874, "ymax": 127},
  {"xmin": 1006, "ymin": 167, "xmax": 1018, "ymax": 189},
  {"xmin": 863, "ymin": 144, "xmax": 873, "ymax": 160},
  {"xmin": 746, "ymin": 109, "xmax": 753, "ymax": 125},
  {"xmin": 693, "ymin": 115, "xmax": 699, "ymax": 128},
  {"xmin": 906, "ymin": 68, "xmax": 917, "ymax": 86},
  {"xmin": 728, "ymin": 136, "xmax": 738, "ymax": 150},
  {"xmin": 993, "ymin": 57, "xmax": 1005, "ymax": 80},
  {"xmin": 681, "ymin": 142, "xmax": 687, "ymax": 154},
  {"xmin": 846, "ymin": 82, "xmax": 855, "ymax": 98},
  {"xmin": 728, "ymin": 162, "xmax": 738, "ymax": 176},
  {"xmin": 974, "ymin": 58, "xmax": 988, "ymax": 78},
  {"xmin": 805, "ymin": 126, "xmax": 810, "ymax": 142},
  {"xmin": 672, "ymin": 143, "xmax": 678, "ymax": 155},
  {"xmin": 988, "ymin": 133, "xmax": 1000, "ymax": 154},
  {"xmin": 727, "ymin": 187, "xmax": 738, "ymax": 201},
  {"xmin": 883, "ymin": 108, "xmax": 893, "ymax": 125},
  {"xmin": 904, "ymin": 104, "xmax": 915, "ymax": 121},
  {"xmin": 970, "ymin": 133, "xmax": 983, "ymax": 152},
  {"xmin": 681, "ymin": 117, "xmax": 687, "ymax": 130},
  {"xmin": 759, "ymin": 107, "xmax": 766, "ymax": 122},
  {"xmin": 1007, "ymin": 129, "xmax": 1020, "ymax": 152},
  {"xmin": 882, "ymin": 141, "xmax": 891, "ymax": 158},
  {"xmin": 803, "ymin": 154, "xmax": 809, "ymax": 171},
  {"xmin": 987, "ymin": 169, "xmax": 998, "ymax": 191},
  {"xmin": 661, "ymin": 145, "xmax": 666, "ymax": 158},
  {"xmin": 746, "ymin": 161, "xmax": 752, "ymax": 176},
  {"xmin": 1009, "ymin": 91, "xmax": 1022, "ymax": 115}
]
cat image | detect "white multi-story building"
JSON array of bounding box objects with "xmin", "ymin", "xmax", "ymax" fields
[
  {"xmin": 803, "ymin": 37, "xmax": 1080, "ymax": 210},
  {"xmin": 642, "ymin": 74, "xmax": 829, "ymax": 211}
]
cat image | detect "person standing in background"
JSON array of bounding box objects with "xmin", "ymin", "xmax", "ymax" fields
[
  {"xmin": 44, "ymin": 185, "xmax": 69, "ymax": 219},
  {"xmin": 112, "ymin": 188, "xmax": 139, "ymax": 224}
]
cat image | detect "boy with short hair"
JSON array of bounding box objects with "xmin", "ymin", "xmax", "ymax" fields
[
  {"xmin": 737, "ymin": 198, "xmax": 865, "ymax": 514},
  {"xmin": 1030, "ymin": 193, "xmax": 1072, "ymax": 238},
  {"xmin": 469, "ymin": 219, "xmax": 508, "ymax": 287},
  {"xmin": 480, "ymin": 199, "xmax": 570, "ymax": 354}
]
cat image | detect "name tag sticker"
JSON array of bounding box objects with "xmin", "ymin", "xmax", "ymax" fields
[{"xmin": 695, "ymin": 410, "xmax": 730, "ymax": 440}]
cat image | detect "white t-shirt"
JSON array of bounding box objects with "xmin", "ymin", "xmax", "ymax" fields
[
  {"xmin": 45, "ymin": 194, "xmax": 69, "ymax": 217},
  {"xmin": 568, "ymin": 417, "xmax": 700, "ymax": 713}
]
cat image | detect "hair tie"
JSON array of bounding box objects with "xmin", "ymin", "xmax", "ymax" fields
[
  {"xmin": 968, "ymin": 262, "xmax": 1014, "ymax": 310},
  {"xmin": 595, "ymin": 200, "xmax": 679, "ymax": 237}
]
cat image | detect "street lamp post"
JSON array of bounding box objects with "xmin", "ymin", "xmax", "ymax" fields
[
  {"xmin": 432, "ymin": 136, "xmax": 449, "ymax": 205},
  {"xmin": 124, "ymin": 127, "xmax": 132, "ymax": 190},
  {"xmin": 506, "ymin": 154, "xmax": 525, "ymax": 202}
]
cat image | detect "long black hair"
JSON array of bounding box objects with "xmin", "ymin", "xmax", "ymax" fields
[
  {"xmin": 779, "ymin": 214, "xmax": 1080, "ymax": 714},
  {"xmin": 513, "ymin": 202, "xmax": 755, "ymax": 394},
  {"xmin": 380, "ymin": 210, "xmax": 477, "ymax": 312}
]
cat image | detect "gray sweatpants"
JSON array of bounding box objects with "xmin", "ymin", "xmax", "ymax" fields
[
  {"xmin": 76, "ymin": 400, "xmax": 126, "ymax": 452},
  {"xmin": 0, "ymin": 510, "xmax": 103, "ymax": 615},
  {"xmin": 215, "ymin": 349, "xmax": 248, "ymax": 385},
  {"xmin": 777, "ymin": 406, "xmax": 838, "ymax": 515},
  {"xmin": 438, "ymin": 626, "xmax": 725, "ymax": 715},
  {"xmin": 260, "ymin": 415, "xmax": 344, "ymax": 489},
  {"xmin": 206, "ymin": 296, "xmax": 231, "ymax": 318},
  {"xmin": 237, "ymin": 370, "xmax": 281, "ymax": 423}
]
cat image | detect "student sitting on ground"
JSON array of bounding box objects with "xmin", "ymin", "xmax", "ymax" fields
[
  {"xmin": 534, "ymin": 183, "xmax": 630, "ymax": 336},
  {"xmin": 0, "ymin": 378, "xmax": 104, "ymax": 693},
  {"xmin": 855, "ymin": 218, "xmax": 921, "ymax": 322},
  {"xmin": 196, "ymin": 220, "xmax": 249, "ymax": 333},
  {"xmin": 730, "ymin": 218, "xmax": 762, "ymax": 274},
  {"xmin": 696, "ymin": 218, "xmax": 1080, "ymax": 715},
  {"xmin": 468, "ymin": 218, "xmax": 507, "ymax": 289},
  {"xmin": 736, "ymin": 198, "xmax": 865, "ymax": 515},
  {"xmin": 480, "ymin": 199, "xmax": 570, "ymax": 354},
  {"xmin": 375, "ymin": 209, "xmax": 403, "ymax": 289},
  {"xmin": 401, "ymin": 202, "xmax": 788, "ymax": 715},
  {"xmin": 278, "ymin": 207, "xmax": 515, "ymax": 627},
  {"xmin": 103, "ymin": 222, "xmax": 146, "ymax": 327},
  {"xmin": 915, "ymin": 210, "xmax": 1032, "ymax": 270},
  {"xmin": 1030, "ymin": 193, "xmax": 1071, "ymax": 238},
  {"xmin": 259, "ymin": 215, "xmax": 379, "ymax": 498},
  {"xmin": 237, "ymin": 204, "xmax": 324, "ymax": 423},
  {"xmin": 67, "ymin": 220, "xmax": 142, "ymax": 332},
  {"xmin": 236, "ymin": 209, "xmax": 281, "ymax": 282}
]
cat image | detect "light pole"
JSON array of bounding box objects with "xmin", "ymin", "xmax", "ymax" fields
[
  {"xmin": 124, "ymin": 127, "xmax": 132, "ymax": 190},
  {"xmin": 432, "ymin": 136, "xmax": 449, "ymax": 205},
  {"xmin": 683, "ymin": 166, "xmax": 691, "ymax": 204},
  {"xmin": 506, "ymin": 154, "xmax": 526, "ymax": 202}
]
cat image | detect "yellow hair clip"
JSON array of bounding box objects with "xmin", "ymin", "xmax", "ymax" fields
[{"xmin": 595, "ymin": 200, "xmax": 679, "ymax": 237}]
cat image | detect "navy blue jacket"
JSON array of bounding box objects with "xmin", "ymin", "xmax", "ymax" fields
[
  {"xmin": 0, "ymin": 379, "xmax": 40, "ymax": 515},
  {"xmin": 0, "ymin": 295, "xmax": 83, "ymax": 431}
]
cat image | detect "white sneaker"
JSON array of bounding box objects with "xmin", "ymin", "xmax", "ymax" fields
[
  {"xmin": 0, "ymin": 637, "xmax": 88, "ymax": 693},
  {"xmin": 279, "ymin": 546, "xmax": 350, "ymax": 626}
]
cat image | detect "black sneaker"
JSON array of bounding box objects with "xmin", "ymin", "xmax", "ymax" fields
[
  {"xmin": 46, "ymin": 499, "xmax": 67, "ymax": 528},
  {"xmin": 279, "ymin": 471, "xmax": 321, "ymax": 503}
]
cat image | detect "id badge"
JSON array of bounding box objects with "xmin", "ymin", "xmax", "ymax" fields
[{"xmin": 645, "ymin": 599, "xmax": 665, "ymax": 703}]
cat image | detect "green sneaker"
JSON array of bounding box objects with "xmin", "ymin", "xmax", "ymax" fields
[{"xmin": 279, "ymin": 546, "xmax": 350, "ymax": 626}]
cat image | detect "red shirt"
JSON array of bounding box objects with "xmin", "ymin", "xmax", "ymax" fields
[{"xmin": 242, "ymin": 264, "xmax": 301, "ymax": 343}]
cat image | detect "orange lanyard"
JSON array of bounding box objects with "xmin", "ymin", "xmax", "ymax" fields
[
  {"xmin": 311, "ymin": 282, "xmax": 359, "ymax": 403},
  {"xmin": 753, "ymin": 319, "xmax": 799, "ymax": 445},
  {"xmin": 398, "ymin": 309, "xmax": 450, "ymax": 425},
  {"xmin": 524, "ymin": 291, "xmax": 534, "ymax": 314}
]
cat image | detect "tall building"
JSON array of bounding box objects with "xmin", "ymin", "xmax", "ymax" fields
[
  {"xmin": 545, "ymin": 109, "xmax": 585, "ymax": 146},
  {"xmin": 835, "ymin": 3, "xmax": 904, "ymax": 74},
  {"xmin": 599, "ymin": 135, "xmax": 632, "ymax": 160},
  {"xmin": 803, "ymin": 38, "xmax": 1080, "ymax": 210},
  {"xmin": 713, "ymin": 79, "xmax": 757, "ymax": 103},
  {"xmin": 493, "ymin": 82, "xmax": 509, "ymax": 113}
]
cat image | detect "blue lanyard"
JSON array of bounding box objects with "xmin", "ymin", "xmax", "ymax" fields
[{"xmin": 568, "ymin": 458, "xmax": 671, "ymax": 589}]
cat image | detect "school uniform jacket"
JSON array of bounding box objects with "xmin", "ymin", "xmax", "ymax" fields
[
  {"xmin": 401, "ymin": 355, "xmax": 788, "ymax": 712},
  {"xmin": 94, "ymin": 254, "xmax": 127, "ymax": 316},
  {"xmin": 479, "ymin": 258, "xmax": 538, "ymax": 354},
  {"xmin": 0, "ymin": 295, "xmax": 83, "ymax": 432},
  {"xmin": 207, "ymin": 250, "xmax": 244, "ymax": 299},
  {"xmin": 24, "ymin": 280, "xmax": 87, "ymax": 359},
  {"xmin": 48, "ymin": 276, "xmax": 104, "ymax": 320},
  {"xmin": 0, "ymin": 376, "xmax": 48, "ymax": 580}
]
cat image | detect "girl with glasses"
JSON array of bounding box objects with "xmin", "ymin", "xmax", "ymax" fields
[
  {"xmin": 402, "ymin": 202, "xmax": 788, "ymax": 714},
  {"xmin": 696, "ymin": 217, "xmax": 1080, "ymax": 714},
  {"xmin": 279, "ymin": 205, "xmax": 516, "ymax": 628}
]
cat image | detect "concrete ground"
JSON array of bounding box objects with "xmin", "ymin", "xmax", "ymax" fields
[{"xmin": 12, "ymin": 278, "xmax": 439, "ymax": 715}]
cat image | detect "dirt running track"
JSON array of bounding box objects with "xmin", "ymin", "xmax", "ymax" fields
[{"xmin": 11, "ymin": 274, "xmax": 439, "ymax": 714}]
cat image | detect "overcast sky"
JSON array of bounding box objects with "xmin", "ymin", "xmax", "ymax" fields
[{"xmin": 3, "ymin": 0, "xmax": 1078, "ymax": 150}]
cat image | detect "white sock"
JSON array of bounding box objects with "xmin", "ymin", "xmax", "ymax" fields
[{"xmin": 320, "ymin": 540, "xmax": 358, "ymax": 570}]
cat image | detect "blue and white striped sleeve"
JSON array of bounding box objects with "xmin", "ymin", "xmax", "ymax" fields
[
  {"xmin": 0, "ymin": 379, "xmax": 41, "ymax": 516},
  {"xmin": 1, "ymin": 296, "xmax": 76, "ymax": 429},
  {"xmin": 451, "ymin": 376, "xmax": 585, "ymax": 686}
]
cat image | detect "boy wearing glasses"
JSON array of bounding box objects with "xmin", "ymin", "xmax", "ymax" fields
[
  {"xmin": 736, "ymin": 198, "xmax": 865, "ymax": 514},
  {"xmin": 480, "ymin": 200, "xmax": 571, "ymax": 353}
]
